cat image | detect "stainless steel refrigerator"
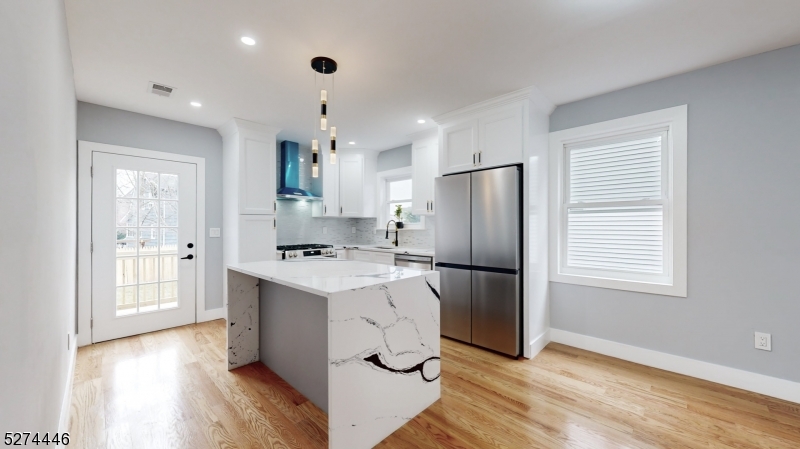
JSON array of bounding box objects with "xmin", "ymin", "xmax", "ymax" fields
[{"xmin": 434, "ymin": 165, "xmax": 521, "ymax": 356}]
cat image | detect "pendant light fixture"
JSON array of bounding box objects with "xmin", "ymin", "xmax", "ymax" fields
[{"xmin": 311, "ymin": 57, "xmax": 338, "ymax": 176}]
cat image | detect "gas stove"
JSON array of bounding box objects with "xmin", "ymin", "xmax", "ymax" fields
[{"xmin": 277, "ymin": 244, "xmax": 337, "ymax": 259}]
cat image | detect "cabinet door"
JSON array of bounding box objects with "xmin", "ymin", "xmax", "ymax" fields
[
  {"xmin": 352, "ymin": 250, "xmax": 374, "ymax": 262},
  {"xmin": 313, "ymin": 147, "xmax": 339, "ymax": 217},
  {"xmin": 477, "ymin": 105, "xmax": 523, "ymax": 169},
  {"xmin": 339, "ymin": 153, "xmax": 364, "ymax": 217},
  {"xmin": 238, "ymin": 215, "xmax": 276, "ymax": 262},
  {"xmin": 427, "ymin": 140, "xmax": 439, "ymax": 214},
  {"xmin": 373, "ymin": 252, "xmax": 396, "ymax": 266},
  {"xmin": 411, "ymin": 141, "xmax": 431, "ymax": 215},
  {"xmin": 239, "ymin": 137, "xmax": 276, "ymax": 214},
  {"xmin": 441, "ymin": 119, "xmax": 478, "ymax": 174}
]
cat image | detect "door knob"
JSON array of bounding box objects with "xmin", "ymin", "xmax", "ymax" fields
[
  {"xmin": 181, "ymin": 254, "xmax": 194, "ymax": 260},
  {"xmin": 187, "ymin": 243, "xmax": 194, "ymax": 248}
]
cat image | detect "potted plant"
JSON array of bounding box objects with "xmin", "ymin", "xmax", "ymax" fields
[{"xmin": 394, "ymin": 204, "xmax": 405, "ymax": 228}]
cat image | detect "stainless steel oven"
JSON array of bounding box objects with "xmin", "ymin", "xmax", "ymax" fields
[{"xmin": 394, "ymin": 254, "xmax": 433, "ymax": 270}]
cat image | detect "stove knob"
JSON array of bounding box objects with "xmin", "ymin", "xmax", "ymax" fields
[{"xmin": 293, "ymin": 251, "xmax": 298, "ymax": 258}]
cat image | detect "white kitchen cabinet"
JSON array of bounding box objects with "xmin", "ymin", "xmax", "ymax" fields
[
  {"xmin": 478, "ymin": 104, "xmax": 524, "ymax": 169},
  {"xmin": 411, "ymin": 131, "xmax": 439, "ymax": 216},
  {"xmin": 435, "ymin": 94, "xmax": 528, "ymax": 175},
  {"xmin": 352, "ymin": 250, "xmax": 395, "ymax": 266},
  {"xmin": 238, "ymin": 215, "xmax": 277, "ymax": 263},
  {"xmin": 312, "ymin": 148, "xmax": 376, "ymax": 218},
  {"xmin": 312, "ymin": 146, "xmax": 339, "ymax": 217},
  {"xmin": 440, "ymin": 119, "xmax": 478, "ymax": 174},
  {"xmin": 219, "ymin": 118, "xmax": 279, "ymax": 215}
]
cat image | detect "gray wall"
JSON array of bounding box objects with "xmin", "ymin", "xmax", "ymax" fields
[
  {"xmin": 0, "ymin": 0, "xmax": 77, "ymax": 430},
  {"xmin": 549, "ymin": 44, "xmax": 800, "ymax": 381},
  {"xmin": 377, "ymin": 144, "xmax": 412, "ymax": 171},
  {"xmin": 77, "ymin": 102, "xmax": 225, "ymax": 310}
]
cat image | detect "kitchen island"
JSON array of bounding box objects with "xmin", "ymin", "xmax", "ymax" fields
[{"xmin": 226, "ymin": 259, "xmax": 440, "ymax": 449}]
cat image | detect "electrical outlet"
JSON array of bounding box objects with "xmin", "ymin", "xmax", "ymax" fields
[
  {"xmin": 209, "ymin": 228, "xmax": 221, "ymax": 238},
  {"xmin": 754, "ymin": 332, "xmax": 771, "ymax": 351},
  {"xmin": 322, "ymin": 227, "xmax": 328, "ymax": 235},
  {"xmin": 351, "ymin": 227, "xmax": 356, "ymax": 234}
]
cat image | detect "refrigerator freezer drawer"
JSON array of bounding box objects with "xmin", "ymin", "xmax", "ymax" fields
[
  {"xmin": 437, "ymin": 266, "xmax": 472, "ymax": 343},
  {"xmin": 472, "ymin": 270, "xmax": 519, "ymax": 356}
]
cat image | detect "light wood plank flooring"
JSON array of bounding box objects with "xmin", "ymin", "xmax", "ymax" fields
[{"xmin": 70, "ymin": 320, "xmax": 800, "ymax": 448}]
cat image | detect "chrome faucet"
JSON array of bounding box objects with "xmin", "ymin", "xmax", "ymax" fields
[{"xmin": 385, "ymin": 220, "xmax": 401, "ymax": 246}]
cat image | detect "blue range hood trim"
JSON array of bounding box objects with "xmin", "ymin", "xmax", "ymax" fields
[{"xmin": 278, "ymin": 140, "xmax": 322, "ymax": 200}]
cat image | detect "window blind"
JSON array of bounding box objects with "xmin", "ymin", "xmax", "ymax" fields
[
  {"xmin": 569, "ymin": 136, "xmax": 661, "ymax": 203},
  {"xmin": 566, "ymin": 135, "xmax": 665, "ymax": 275},
  {"xmin": 567, "ymin": 206, "xmax": 663, "ymax": 273}
]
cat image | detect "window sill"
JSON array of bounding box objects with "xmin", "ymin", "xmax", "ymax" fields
[{"xmin": 550, "ymin": 271, "xmax": 686, "ymax": 297}]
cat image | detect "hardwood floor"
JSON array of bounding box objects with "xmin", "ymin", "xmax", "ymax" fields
[{"xmin": 70, "ymin": 320, "xmax": 800, "ymax": 448}]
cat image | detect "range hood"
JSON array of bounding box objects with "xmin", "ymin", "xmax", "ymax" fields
[{"xmin": 277, "ymin": 140, "xmax": 322, "ymax": 200}]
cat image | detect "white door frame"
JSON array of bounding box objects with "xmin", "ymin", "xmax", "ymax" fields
[{"xmin": 77, "ymin": 141, "xmax": 209, "ymax": 347}]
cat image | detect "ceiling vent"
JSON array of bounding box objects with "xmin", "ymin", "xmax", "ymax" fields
[{"xmin": 148, "ymin": 81, "xmax": 175, "ymax": 98}]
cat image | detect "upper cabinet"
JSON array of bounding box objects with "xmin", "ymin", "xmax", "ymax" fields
[
  {"xmin": 435, "ymin": 90, "xmax": 534, "ymax": 175},
  {"xmin": 411, "ymin": 130, "xmax": 439, "ymax": 215},
  {"xmin": 219, "ymin": 118, "xmax": 280, "ymax": 215},
  {"xmin": 312, "ymin": 148, "xmax": 376, "ymax": 218}
]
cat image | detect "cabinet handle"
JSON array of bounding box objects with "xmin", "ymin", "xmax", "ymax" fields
[
  {"xmin": 427, "ymin": 200, "xmax": 430, "ymax": 211},
  {"xmin": 324, "ymin": 205, "xmax": 327, "ymax": 215},
  {"xmin": 273, "ymin": 200, "xmax": 276, "ymax": 212},
  {"xmin": 273, "ymin": 218, "xmax": 276, "ymax": 229},
  {"xmin": 431, "ymin": 200, "xmax": 433, "ymax": 212},
  {"xmin": 478, "ymin": 151, "xmax": 482, "ymax": 164},
  {"xmin": 340, "ymin": 206, "xmax": 343, "ymax": 215},
  {"xmin": 473, "ymin": 153, "xmax": 476, "ymax": 166}
]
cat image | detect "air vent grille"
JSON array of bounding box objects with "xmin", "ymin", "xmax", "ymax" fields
[{"xmin": 149, "ymin": 82, "xmax": 175, "ymax": 97}]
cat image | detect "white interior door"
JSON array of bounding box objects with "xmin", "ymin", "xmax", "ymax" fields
[{"xmin": 92, "ymin": 152, "xmax": 197, "ymax": 342}]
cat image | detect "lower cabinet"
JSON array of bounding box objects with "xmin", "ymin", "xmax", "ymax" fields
[{"xmin": 352, "ymin": 250, "xmax": 396, "ymax": 266}]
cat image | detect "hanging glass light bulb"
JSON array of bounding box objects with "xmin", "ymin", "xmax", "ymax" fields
[
  {"xmin": 320, "ymin": 90, "xmax": 327, "ymax": 131},
  {"xmin": 330, "ymin": 126, "xmax": 337, "ymax": 164},
  {"xmin": 312, "ymin": 139, "xmax": 319, "ymax": 178}
]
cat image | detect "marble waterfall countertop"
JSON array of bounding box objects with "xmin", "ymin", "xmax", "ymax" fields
[
  {"xmin": 227, "ymin": 259, "xmax": 434, "ymax": 297},
  {"xmin": 336, "ymin": 245, "xmax": 435, "ymax": 258},
  {"xmin": 227, "ymin": 259, "xmax": 441, "ymax": 448}
]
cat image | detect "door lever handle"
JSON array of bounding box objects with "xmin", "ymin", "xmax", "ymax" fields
[{"xmin": 181, "ymin": 254, "xmax": 194, "ymax": 260}]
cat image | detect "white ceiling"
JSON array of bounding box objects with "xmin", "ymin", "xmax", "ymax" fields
[{"xmin": 66, "ymin": 0, "xmax": 800, "ymax": 150}]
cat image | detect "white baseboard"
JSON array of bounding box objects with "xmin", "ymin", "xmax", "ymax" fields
[
  {"xmin": 550, "ymin": 329, "xmax": 800, "ymax": 404},
  {"xmin": 58, "ymin": 338, "xmax": 78, "ymax": 434},
  {"xmin": 198, "ymin": 306, "xmax": 226, "ymax": 323},
  {"xmin": 528, "ymin": 329, "xmax": 551, "ymax": 359}
]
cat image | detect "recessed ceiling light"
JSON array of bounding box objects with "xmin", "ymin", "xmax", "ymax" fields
[
  {"xmin": 417, "ymin": 119, "xmax": 426, "ymax": 124},
  {"xmin": 240, "ymin": 36, "xmax": 256, "ymax": 46},
  {"xmin": 349, "ymin": 141, "xmax": 355, "ymax": 145},
  {"xmin": 190, "ymin": 101, "xmax": 202, "ymax": 107}
]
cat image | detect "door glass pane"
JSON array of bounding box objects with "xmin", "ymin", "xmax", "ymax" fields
[
  {"xmin": 160, "ymin": 282, "xmax": 178, "ymax": 309},
  {"xmin": 116, "ymin": 170, "xmax": 137, "ymax": 198},
  {"xmin": 160, "ymin": 174, "xmax": 178, "ymax": 200},
  {"xmin": 116, "ymin": 200, "xmax": 137, "ymax": 227},
  {"xmin": 112, "ymin": 169, "xmax": 182, "ymax": 317},
  {"xmin": 160, "ymin": 255, "xmax": 177, "ymax": 281},
  {"xmin": 139, "ymin": 201, "xmax": 159, "ymax": 227},
  {"xmin": 139, "ymin": 257, "xmax": 159, "ymax": 283},
  {"xmin": 116, "ymin": 228, "xmax": 137, "ymax": 257},
  {"xmin": 116, "ymin": 286, "xmax": 137, "ymax": 316},
  {"xmin": 160, "ymin": 201, "xmax": 178, "ymax": 226},
  {"xmin": 139, "ymin": 172, "xmax": 159, "ymax": 199},
  {"xmin": 139, "ymin": 284, "xmax": 158, "ymax": 313},
  {"xmin": 160, "ymin": 229, "xmax": 178, "ymax": 254},
  {"xmin": 116, "ymin": 258, "xmax": 137, "ymax": 286}
]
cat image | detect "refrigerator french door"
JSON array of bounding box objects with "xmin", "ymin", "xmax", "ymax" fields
[{"xmin": 435, "ymin": 165, "xmax": 521, "ymax": 356}]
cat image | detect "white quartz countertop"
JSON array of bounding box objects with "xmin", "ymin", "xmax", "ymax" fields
[
  {"xmin": 227, "ymin": 259, "xmax": 434, "ymax": 297},
  {"xmin": 336, "ymin": 245, "xmax": 435, "ymax": 257}
]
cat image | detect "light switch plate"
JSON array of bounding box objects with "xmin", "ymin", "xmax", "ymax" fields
[
  {"xmin": 755, "ymin": 332, "xmax": 771, "ymax": 351},
  {"xmin": 209, "ymin": 228, "xmax": 221, "ymax": 238}
]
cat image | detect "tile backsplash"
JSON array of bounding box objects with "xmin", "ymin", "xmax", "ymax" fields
[{"xmin": 276, "ymin": 200, "xmax": 435, "ymax": 248}]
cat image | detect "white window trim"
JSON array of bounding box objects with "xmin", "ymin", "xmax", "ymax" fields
[
  {"xmin": 376, "ymin": 166, "xmax": 425, "ymax": 230},
  {"xmin": 548, "ymin": 105, "xmax": 687, "ymax": 297}
]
